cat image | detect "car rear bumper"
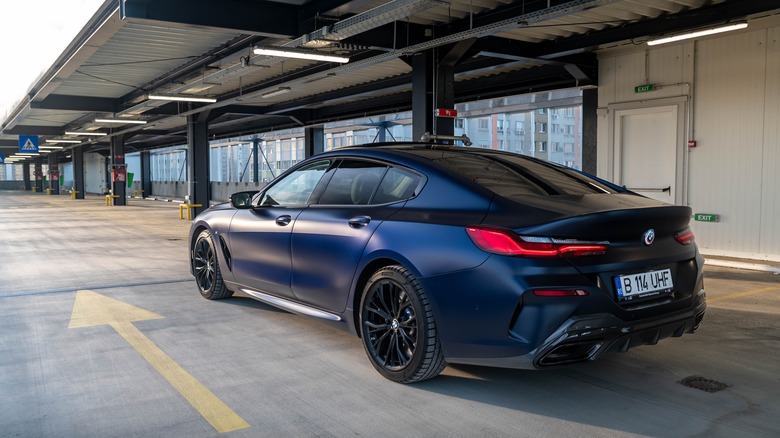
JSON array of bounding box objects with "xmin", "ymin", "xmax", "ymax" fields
[{"xmin": 446, "ymin": 290, "xmax": 706, "ymax": 369}]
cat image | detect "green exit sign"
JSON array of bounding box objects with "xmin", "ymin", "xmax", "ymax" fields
[
  {"xmin": 695, "ymin": 213, "xmax": 720, "ymax": 222},
  {"xmin": 635, "ymin": 84, "xmax": 655, "ymax": 93}
]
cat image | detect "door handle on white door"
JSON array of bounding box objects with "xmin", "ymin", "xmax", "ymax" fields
[{"xmin": 276, "ymin": 215, "xmax": 292, "ymax": 226}]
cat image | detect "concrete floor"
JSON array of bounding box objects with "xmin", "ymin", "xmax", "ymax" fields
[{"xmin": 1, "ymin": 190, "xmax": 778, "ymax": 438}]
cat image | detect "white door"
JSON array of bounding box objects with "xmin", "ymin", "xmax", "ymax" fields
[{"xmin": 613, "ymin": 105, "xmax": 683, "ymax": 204}]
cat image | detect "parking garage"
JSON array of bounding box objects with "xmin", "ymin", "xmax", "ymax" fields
[{"xmin": 2, "ymin": 0, "xmax": 780, "ymax": 436}]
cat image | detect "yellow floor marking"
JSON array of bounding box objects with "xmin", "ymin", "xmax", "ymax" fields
[
  {"xmin": 708, "ymin": 286, "xmax": 780, "ymax": 304},
  {"xmin": 69, "ymin": 290, "xmax": 250, "ymax": 433}
]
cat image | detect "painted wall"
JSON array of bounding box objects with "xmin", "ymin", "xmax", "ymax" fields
[
  {"xmin": 84, "ymin": 152, "xmax": 107, "ymax": 194},
  {"xmin": 597, "ymin": 17, "xmax": 780, "ymax": 261}
]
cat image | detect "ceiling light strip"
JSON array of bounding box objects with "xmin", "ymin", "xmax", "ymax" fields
[
  {"xmin": 253, "ymin": 48, "xmax": 349, "ymax": 63},
  {"xmin": 65, "ymin": 131, "xmax": 107, "ymax": 136},
  {"xmin": 647, "ymin": 22, "xmax": 748, "ymax": 46},
  {"xmin": 46, "ymin": 139, "xmax": 83, "ymax": 144},
  {"xmin": 95, "ymin": 118, "xmax": 148, "ymax": 124},
  {"xmin": 148, "ymin": 94, "xmax": 217, "ymax": 103},
  {"xmin": 261, "ymin": 87, "xmax": 292, "ymax": 98}
]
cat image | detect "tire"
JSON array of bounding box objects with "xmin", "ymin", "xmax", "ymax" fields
[
  {"xmin": 359, "ymin": 265, "xmax": 447, "ymax": 383},
  {"xmin": 192, "ymin": 230, "xmax": 233, "ymax": 300}
]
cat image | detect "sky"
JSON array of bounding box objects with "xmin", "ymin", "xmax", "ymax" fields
[{"xmin": 0, "ymin": 0, "xmax": 106, "ymax": 120}]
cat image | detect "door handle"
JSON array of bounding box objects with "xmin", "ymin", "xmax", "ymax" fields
[
  {"xmin": 348, "ymin": 216, "xmax": 371, "ymax": 228},
  {"xmin": 275, "ymin": 215, "xmax": 292, "ymax": 226}
]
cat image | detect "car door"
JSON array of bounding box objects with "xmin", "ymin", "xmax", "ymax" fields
[
  {"xmin": 228, "ymin": 159, "xmax": 332, "ymax": 299},
  {"xmin": 291, "ymin": 160, "xmax": 422, "ymax": 312}
]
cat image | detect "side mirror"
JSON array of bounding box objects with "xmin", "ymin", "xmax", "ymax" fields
[{"xmin": 230, "ymin": 191, "xmax": 257, "ymax": 209}]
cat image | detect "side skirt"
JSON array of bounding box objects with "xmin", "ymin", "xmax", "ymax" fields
[{"xmin": 240, "ymin": 288, "xmax": 342, "ymax": 322}]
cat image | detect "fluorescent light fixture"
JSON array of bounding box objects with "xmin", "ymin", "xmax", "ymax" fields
[
  {"xmin": 17, "ymin": 153, "xmax": 40, "ymax": 156},
  {"xmin": 262, "ymin": 87, "xmax": 292, "ymax": 98},
  {"xmin": 253, "ymin": 47, "xmax": 349, "ymax": 63},
  {"xmin": 39, "ymin": 145, "xmax": 65, "ymax": 150},
  {"xmin": 46, "ymin": 139, "xmax": 82, "ymax": 144},
  {"xmin": 65, "ymin": 131, "xmax": 107, "ymax": 136},
  {"xmin": 647, "ymin": 22, "xmax": 748, "ymax": 46},
  {"xmin": 148, "ymin": 94, "xmax": 217, "ymax": 103},
  {"xmin": 95, "ymin": 118, "xmax": 148, "ymax": 125}
]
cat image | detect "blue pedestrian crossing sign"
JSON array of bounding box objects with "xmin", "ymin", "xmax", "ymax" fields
[
  {"xmin": 0, "ymin": 153, "xmax": 4, "ymax": 164},
  {"xmin": 19, "ymin": 135, "xmax": 39, "ymax": 153}
]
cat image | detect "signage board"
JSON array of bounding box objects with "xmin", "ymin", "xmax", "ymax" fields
[
  {"xmin": 19, "ymin": 135, "xmax": 39, "ymax": 153},
  {"xmin": 435, "ymin": 108, "xmax": 458, "ymax": 118},
  {"xmin": 694, "ymin": 213, "xmax": 719, "ymax": 222},
  {"xmin": 634, "ymin": 84, "xmax": 655, "ymax": 93}
]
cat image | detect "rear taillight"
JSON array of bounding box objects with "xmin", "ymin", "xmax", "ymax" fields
[
  {"xmin": 465, "ymin": 226, "xmax": 608, "ymax": 257},
  {"xmin": 675, "ymin": 228, "xmax": 695, "ymax": 245}
]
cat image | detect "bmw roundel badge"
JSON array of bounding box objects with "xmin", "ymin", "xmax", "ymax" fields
[{"xmin": 643, "ymin": 229, "xmax": 656, "ymax": 246}]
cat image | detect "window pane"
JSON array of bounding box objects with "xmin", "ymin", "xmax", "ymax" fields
[
  {"xmin": 373, "ymin": 167, "xmax": 421, "ymax": 204},
  {"xmin": 260, "ymin": 160, "xmax": 332, "ymax": 206},
  {"xmin": 319, "ymin": 160, "xmax": 387, "ymax": 205}
]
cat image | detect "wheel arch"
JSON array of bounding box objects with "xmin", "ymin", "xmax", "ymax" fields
[{"xmin": 351, "ymin": 255, "xmax": 422, "ymax": 337}]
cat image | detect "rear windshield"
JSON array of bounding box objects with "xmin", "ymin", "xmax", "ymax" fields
[{"xmin": 406, "ymin": 149, "xmax": 617, "ymax": 198}]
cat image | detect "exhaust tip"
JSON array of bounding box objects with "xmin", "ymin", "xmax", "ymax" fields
[{"xmin": 539, "ymin": 341, "xmax": 603, "ymax": 366}]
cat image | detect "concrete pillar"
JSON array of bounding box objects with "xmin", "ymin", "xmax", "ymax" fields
[
  {"xmin": 33, "ymin": 157, "xmax": 44, "ymax": 193},
  {"xmin": 187, "ymin": 112, "xmax": 210, "ymax": 216},
  {"xmin": 581, "ymin": 88, "xmax": 597, "ymax": 175},
  {"xmin": 46, "ymin": 152, "xmax": 60, "ymax": 195},
  {"xmin": 141, "ymin": 151, "xmax": 151, "ymax": 198},
  {"xmin": 23, "ymin": 162, "xmax": 31, "ymax": 191},
  {"xmin": 304, "ymin": 126, "xmax": 324, "ymax": 158},
  {"xmin": 110, "ymin": 135, "xmax": 127, "ymax": 205},
  {"xmin": 73, "ymin": 146, "xmax": 85, "ymax": 199}
]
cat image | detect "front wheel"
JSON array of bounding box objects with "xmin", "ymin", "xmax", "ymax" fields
[
  {"xmin": 359, "ymin": 265, "xmax": 446, "ymax": 383},
  {"xmin": 192, "ymin": 230, "xmax": 233, "ymax": 300}
]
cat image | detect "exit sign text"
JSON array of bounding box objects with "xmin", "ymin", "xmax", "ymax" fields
[{"xmin": 695, "ymin": 213, "xmax": 720, "ymax": 222}]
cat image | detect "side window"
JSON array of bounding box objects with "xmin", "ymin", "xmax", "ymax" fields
[
  {"xmin": 319, "ymin": 160, "xmax": 387, "ymax": 205},
  {"xmin": 259, "ymin": 160, "xmax": 332, "ymax": 206},
  {"xmin": 373, "ymin": 167, "xmax": 421, "ymax": 204}
]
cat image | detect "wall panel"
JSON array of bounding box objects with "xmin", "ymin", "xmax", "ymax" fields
[
  {"xmin": 760, "ymin": 28, "xmax": 780, "ymax": 256},
  {"xmin": 690, "ymin": 31, "xmax": 767, "ymax": 255}
]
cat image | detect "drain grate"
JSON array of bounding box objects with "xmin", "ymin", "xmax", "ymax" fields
[{"xmin": 679, "ymin": 375, "xmax": 730, "ymax": 393}]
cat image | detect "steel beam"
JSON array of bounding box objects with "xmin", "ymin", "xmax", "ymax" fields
[
  {"xmin": 30, "ymin": 95, "xmax": 118, "ymax": 112},
  {"xmin": 121, "ymin": 0, "xmax": 298, "ymax": 38}
]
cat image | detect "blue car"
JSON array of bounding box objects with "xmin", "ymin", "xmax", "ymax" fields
[{"xmin": 189, "ymin": 143, "xmax": 706, "ymax": 383}]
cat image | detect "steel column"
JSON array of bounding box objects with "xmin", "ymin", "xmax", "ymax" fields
[
  {"xmin": 141, "ymin": 151, "xmax": 152, "ymax": 198},
  {"xmin": 305, "ymin": 126, "xmax": 324, "ymax": 158},
  {"xmin": 33, "ymin": 158, "xmax": 44, "ymax": 193},
  {"xmin": 47, "ymin": 152, "xmax": 60, "ymax": 195},
  {"xmin": 111, "ymin": 135, "xmax": 127, "ymax": 205},
  {"xmin": 581, "ymin": 87, "xmax": 597, "ymax": 175},
  {"xmin": 187, "ymin": 113, "xmax": 210, "ymax": 216},
  {"xmin": 22, "ymin": 162, "xmax": 31, "ymax": 191},
  {"xmin": 252, "ymin": 138, "xmax": 260, "ymax": 183},
  {"xmin": 73, "ymin": 146, "xmax": 85, "ymax": 199},
  {"xmin": 412, "ymin": 51, "xmax": 434, "ymax": 143}
]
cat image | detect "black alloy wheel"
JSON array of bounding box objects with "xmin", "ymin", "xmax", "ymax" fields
[
  {"xmin": 192, "ymin": 230, "xmax": 232, "ymax": 300},
  {"xmin": 360, "ymin": 265, "xmax": 446, "ymax": 383}
]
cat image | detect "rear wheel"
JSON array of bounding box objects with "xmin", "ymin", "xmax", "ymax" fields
[
  {"xmin": 192, "ymin": 230, "xmax": 233, "ymax": 300},
  {"xmin": 359, "ymin": 265, "xmax": 446, "ymax": 383}
]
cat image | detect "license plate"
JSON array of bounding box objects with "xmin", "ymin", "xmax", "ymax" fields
[{"xmin": 614, "ymin": 269, "xmax": 674, "ymax": 301}]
